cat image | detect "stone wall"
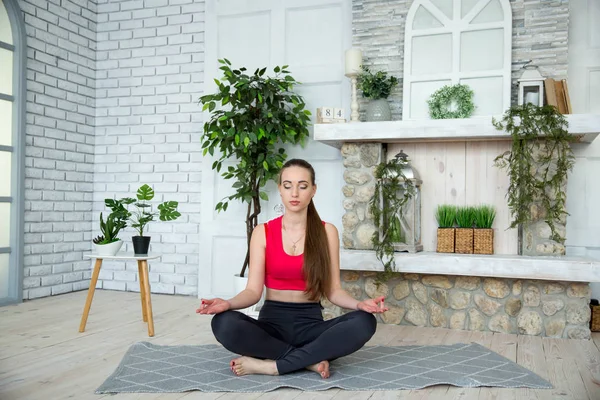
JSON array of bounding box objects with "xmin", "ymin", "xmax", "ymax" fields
[
  {"xmin": 323, "ymin": 271, "xmax": 592, "ymax": 339},
  {"xmin": 341, "ymin": 142, "xmax": 382, "ymax": 250}
]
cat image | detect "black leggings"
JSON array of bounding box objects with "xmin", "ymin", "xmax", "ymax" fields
[{"xmin": 211, "ymin": 300, "xmax": 377, "ymax": 375}]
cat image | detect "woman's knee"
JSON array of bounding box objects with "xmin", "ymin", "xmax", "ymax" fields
[
  {"xmin": 211, "ymin": 311, "xmax": 243, "ymax": 343},
  {"xmin": 348, "ymin": 310, "xmax": 377, "ymax": 339}
]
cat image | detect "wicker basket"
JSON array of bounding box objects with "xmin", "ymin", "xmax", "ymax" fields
[
  {"xmin": 455, "ymin": 228, "xmax": 474, "ymax": 254},
  {"xmin": 591, "ymin": 304, "xmax": 600, "ymax": 332},
  {"xmin": 436, "ymin": 228, "xmax": 455, "ymax": 253},
  {"xmin": 474, "ymin": 229, "xmax": 494, "ymax": 255}
]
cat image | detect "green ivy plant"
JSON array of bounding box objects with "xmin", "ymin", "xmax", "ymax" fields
[
  {"xmin": 428, "ymin": 84, "xmax": 475, "ymax": 119},
  {"xmin": 357, "ymin": 65, "xmax": 399, "ymax": 99},
  {"xmin": 369, "ymin": 152, "xmax": 416, "ymax": 280},
  {"xmin": 493, "ymin": 104, "xmax": 575, "ymax": 244},
  {"xmin": 105, "ymin": 184, "xmax": 181, "ymax": 237},
  {"xmin": 199, "ymin": 59, "xmax": 311, "ymax": 277}
]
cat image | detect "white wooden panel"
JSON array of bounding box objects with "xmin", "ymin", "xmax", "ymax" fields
[
  {"xmin": 0, "ymin": 0, "xmax": 12, "ymax": 45},
  {"xmin": 464, "ymin": 141, "xmax": 517, "ymax": 254},
  {"xmin": 413, "ymin": 5, "xmax": 443, "ymax": 29},
  {"xmin": 389, "ymin": 142, "xmax": 466, "ymax": 252},
  {"xmin": 217, "ymin": 13, "xmax": 271, "ymax": 70},
  {"xmin": 410, "ymin": 80, "xmax": 451, "ymax": 119},
  {"xmin": 211, "ymin": 236, "xmax": 247, "ymax": 296},
  {"xmin": 460, "ymin": 76, "xmax": 504, "ymax": 115},
  {"xmin": 590, "ymin": 69, "xmax": 600, "ymax": 113},
  {"xmin": 0, "ymin": 99, "xmax": 12, "ymax": 146},
  {"xmin": 460, "ymin": 29, "xmax": 503, "ymax": 72},
  {"xmin": 0, "ymin": 202, "xmax": 9, "ymax": 247},
  {"xmin": 566, "ymin": 157, "xmax": 600, "ymax": 248},
  {"xmin": 567, "ymin": 0, "xmax": 600, "ymax": 298},
  {"xmin": 313, "ymin": 114, "xmax": 600, "ymax": 147},
  {"xmin": 0, "ymin": 253, "xmax": 8, "ymax": 299},
  {"xmin": 340, "ymin": 249, "xmax": 600, "ymax": 283},
  {"xmin": 411, "ymin": 34, "xmax": 452, "ymax": 76},
  {"xmin": 285, "ymin": 4, "xmax": 343, "ymax": 82},
  {"xmin": 461, "ymin": 0, "xmax": 480, "ymax": 18},
  {"xmin": 471, "ymin": 0, "xmax": 503, "ymax": 24},
  {"xmin": 0, "ymin": 151, "xmax": 10, "ymax": 196},
  {"xmin": 0, "ymin": 48, "xmax": 12, "ymax": 96}
]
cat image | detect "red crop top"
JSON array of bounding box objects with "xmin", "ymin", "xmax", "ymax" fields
[{"xmin": 264, "ymin": 215, "xmax": 325, "ymax": 291}]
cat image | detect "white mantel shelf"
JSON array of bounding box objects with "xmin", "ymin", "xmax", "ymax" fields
[
  {"xmin": 340, "ymin": 250, "xmax": 600, "ymax": 283},
  {"xmin": 314, "ymin": 114, "xmax": 600, "ymax": 148}
]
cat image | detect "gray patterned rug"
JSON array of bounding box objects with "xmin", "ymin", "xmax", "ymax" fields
[{"xmin": 96, "ymin": 342, "xmax": 552, "ymax": 393}]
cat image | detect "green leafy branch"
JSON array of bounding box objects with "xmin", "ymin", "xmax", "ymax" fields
[
  {"xmin": 199, "ymin": 58, "xmax": 311, "ymax": 277},
  {"xmin": 493, "ymin": 104, "xmax": 575, "ymax": 243},
  {"xmin": 369, "ymin": 153, "xmax": 416, "ymax": 279}
]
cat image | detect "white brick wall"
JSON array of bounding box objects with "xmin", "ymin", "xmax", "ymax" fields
[
  {"xmin": 20, "ymin": 0, "xmax": 98, "ymax": 300},
  {"xmin": 94, "ymin": 0, "xmax": 204, "ymax": 296}
]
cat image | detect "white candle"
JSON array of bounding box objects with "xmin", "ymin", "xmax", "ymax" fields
[
  {"xmin": 525, "ymin": 91, "xmax": 539, "ymax": 106},
  {"xmin": 345, "ymin": 48, "xmax": 362, "ymax": 76}
]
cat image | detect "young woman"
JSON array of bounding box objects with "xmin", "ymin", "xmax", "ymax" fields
[{"xmin": 196, "ymin": 159, "xmax": 388, "ymax": 379}]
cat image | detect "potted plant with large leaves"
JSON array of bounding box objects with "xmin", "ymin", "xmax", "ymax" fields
[
  {"xmin": 105, "ymin": 184, "xmax": 182, "ymax": 255},
  {"xmin": 92, "ymin": 212, "xmax": 127, "ymax": 256},
  {"xmin": 199, "ymin": 58, "xmax": 311, "ymax": 284}
]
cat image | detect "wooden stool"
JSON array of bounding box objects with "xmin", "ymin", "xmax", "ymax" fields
[{"xmin": 79, "ymin": 254, "xmax": 161, "ymax": 337}]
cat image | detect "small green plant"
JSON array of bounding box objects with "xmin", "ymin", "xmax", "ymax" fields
[
  {"xmin": 357, "ymin": 65, "xmax": 399, "ymax": 99},
  {"xmin": 435, "ymin": 205, "xmax": 457, "ymax": 228},
  {"xmin": 474, "ymin": 205, "xmax": 496, "ymax": 229},
  {"xmin": 456, "ymin": 206, "xmax": 476, "ymax": 228},
  {"xmin": 93, "ymin": 212, "xmax": 127, "ymax": 244},
  {"xmin": 105, "ymin": 184, "xmax": 181, "ymax": 237}
]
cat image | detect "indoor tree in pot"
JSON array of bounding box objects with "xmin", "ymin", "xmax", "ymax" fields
[
  {"xmin": 92, "ymin": 212, "xmax": 127, "ymax": 256},
  {"xmin": 105, "ymin": 184, "xmax": 181, "ymax": 255},
  {"xmin": 357, "ymin": 64, "xmax": 398, "ymax": 121},
  {"xmin": 199, "ymin": 58, "xmax": 311, "ymax": 282}
]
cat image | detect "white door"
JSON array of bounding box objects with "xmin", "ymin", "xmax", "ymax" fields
[
  {"xmin": 199, "ymin": 0, "xmax": 351, "ymax": 298},
  {"xmin": 566, "ymin": 0, "xmax": 600, "ymax": 298}
]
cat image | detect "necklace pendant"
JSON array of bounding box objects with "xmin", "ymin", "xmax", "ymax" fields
[{"xmin": 292, "ymin": 244, "xmax": 296, "ymax": 254}]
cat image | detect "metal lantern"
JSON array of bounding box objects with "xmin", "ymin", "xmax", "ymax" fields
[
  {"xmin": 518, "ymin": 63, "xmax": 545, "ymax": 107},
  {"xmin": 382, "ymin": 151, "xmax": 423, "ymax": 253}
]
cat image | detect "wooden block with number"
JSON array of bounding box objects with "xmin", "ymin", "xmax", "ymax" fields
[
  {"xmin": 316, "ymin": 107, "xmax": 335, "ymax": 123},
  {"xmin": 333, "ymin": 108, "xmax": 345, "ymax": 120}
]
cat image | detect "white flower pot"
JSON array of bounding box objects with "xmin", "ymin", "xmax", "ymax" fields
[{"xmin": 93, "ymin": 240, "xmax": 123, "ymax": 256}]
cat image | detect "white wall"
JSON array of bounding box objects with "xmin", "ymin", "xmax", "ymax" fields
[{"xmin": 94, "ymin": 0, "xmax": 205, "ymax": 295}]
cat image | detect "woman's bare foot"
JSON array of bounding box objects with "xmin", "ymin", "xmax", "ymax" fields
[
  {"xmin": 230, "ymin": 357, "xmax": 279, "ymax": 376},
  {"xmin": 306, "ymin": 360, "xmax": 330, "ymax": 379}
]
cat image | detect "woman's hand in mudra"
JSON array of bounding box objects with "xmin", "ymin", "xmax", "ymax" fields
[
  {"xmin": 196, "ymin": 298, "xmax": 231, "ymax": 315},
  {"xmin": 357, "ymin": 296, "xmax": 389, "ymax": 314}
]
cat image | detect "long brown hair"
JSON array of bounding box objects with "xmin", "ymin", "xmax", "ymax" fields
[{"xmin": 279, "ymin": 159, "xmax": 331, "ymax": 301}]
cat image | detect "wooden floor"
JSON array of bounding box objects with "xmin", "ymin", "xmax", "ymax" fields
[{"xmin": 1, "ymin": 291, "xmax": 600, "ymax": 400}]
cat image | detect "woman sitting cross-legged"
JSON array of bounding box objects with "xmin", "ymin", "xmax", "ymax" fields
[{"xmin": 196, "ymin": 158, "xmax": 388, "ymax": 379}]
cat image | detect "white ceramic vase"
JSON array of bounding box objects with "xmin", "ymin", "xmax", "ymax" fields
[{"xmin": 93, "ymin": 240, "xmax": 123, "ymax": 256}]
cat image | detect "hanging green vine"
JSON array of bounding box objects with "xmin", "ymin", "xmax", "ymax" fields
[
  {"xmin": 493, "ymin": 104, "xmax": 575, "ymax": 243},
  {"xmin": 369, "ymin": 152, "xmax": 416, "ymax": 281}
]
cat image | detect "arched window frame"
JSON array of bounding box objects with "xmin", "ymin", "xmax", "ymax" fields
[
  {"xmin": 0, "ymin": 0, "xmax": 26, "ymax": 305},
  {"xmin": 402, "ymin": 0, "xmax": 512, "ymax": 120}
]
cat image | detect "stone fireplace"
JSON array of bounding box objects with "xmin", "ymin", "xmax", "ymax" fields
[{"xmin": 314, "ymin": 116, "xmax": 600, "ymax": 339}]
